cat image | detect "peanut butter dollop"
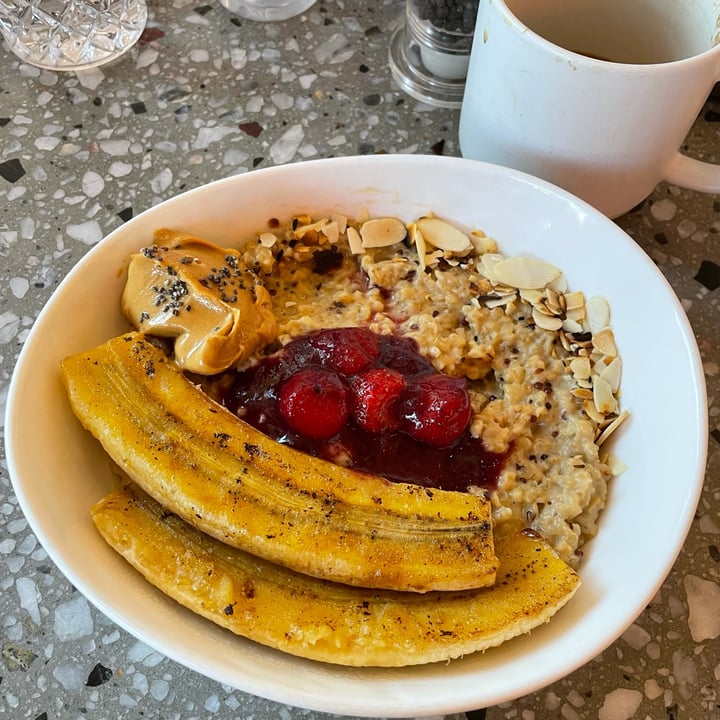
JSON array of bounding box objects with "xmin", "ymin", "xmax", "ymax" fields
[{"xmin": 121, "ymin": 229, "xmax": 277, "ymax": 375}]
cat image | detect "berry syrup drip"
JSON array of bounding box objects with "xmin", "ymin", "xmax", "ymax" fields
[{"xmin": 222, "ymin": 328, "xmax": 509, "ymax": 493}]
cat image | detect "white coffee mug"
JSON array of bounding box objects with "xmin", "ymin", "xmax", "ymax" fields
[{"xmin": 458, "ymin": 0, "xmax": 720, "ymax": 218}]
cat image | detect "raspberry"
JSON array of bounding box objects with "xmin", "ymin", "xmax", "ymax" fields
[
  {"xmin": 311, "ymin": 327, "xmax": 381, "ymax": 376},
  {"xmin": 351, "ymin": 367, "xmax": 406, "ymax": 434},
  {"xmin": 278, "ymin": 368, "xmax": 351, "ymax": 440},
  {"xmin": 402, "ymin": 374, "xmax": 471, "ymax": 447}
]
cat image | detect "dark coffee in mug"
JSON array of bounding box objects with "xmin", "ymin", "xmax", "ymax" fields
[{"xmin": 506, "ymin": 0, "xmax": 716, "ymax": 65}]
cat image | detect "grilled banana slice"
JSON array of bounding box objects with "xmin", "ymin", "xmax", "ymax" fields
[
  {"xmin": 93, "ymin": 485, "xmax": 581, "ymax": 667},
  {"xmin": 62, "ymin": 332, "xmax": 497, "ymax": 593}
]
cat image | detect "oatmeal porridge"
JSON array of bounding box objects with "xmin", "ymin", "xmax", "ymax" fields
[{"xmin": 222, "ymin": 212, "xmax": 626, "ymax": 566}]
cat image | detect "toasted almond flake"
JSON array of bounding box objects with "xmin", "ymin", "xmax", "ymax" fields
[
  {"xmin": 545, "ymin": 288, "xmax": 566, "ymax": 314},
  {"xmin": 331, "ymin": 213, "xmax": 348, "ymax": 234},
  {"xmin": 492, "ymin": 255, "xmax": 562, "ymax": 290},
  {"xmin": 600, "ymin": 356, "xmax": 622, "ymax": 393},
  {"xmin": 572, "ymin": 387, "xmax": 594, "ymax": 400},
  {"xmin": 583, "ymin": 399, "xmax": 606, "ymax": 424},
  {"xmin": 532, "ymin": 306, "xmax": 563, "ymax": 331},
  {"xmin": 605, "ymin": 452, "xmax": 628, "ymax": 475},
  {"xmin": 565, "ymin": 306, "xmax": 586, "ymax": 323},
  {"xmin": 346, "ymin": 226, "xmax": 364, "ymax": 254},
  {"xmin": 586, "ymin": 296, "xmax": 611, "ymax": 334},
  {"xmin": 564, "ymin": 290, "xmax": 585, "ymax": 310},
  {"xmin": 548, "ymin": 272, "xmax": 568, "ymax": 293},
  {"xmin": 470, "ymin": 230, "xmax": 497, "ymax": 254},
  {"xmin": 592, "ymin": 375, "xmax": 618, "ymax": 415},
  {"xmin": 596, "ymin": 410, "xmax": 630, "ymax": 447},
  {"xmin": 259, "ymin": 232, "xmax": 277, "ymax": 248},
  {"xmin": 562, "ymin": 318, "xmax": 583, "ymax": 333},
  {"xmin": 417, "ymin": 216, "xmax": 472, "ymax": 253},
  {"xmin": 477, "ymin": 253, "xmax": 505, "ymax": 283},
  {"xmin": 592, "ymin": 327, "xmax": 618, "ymax": 357},
  {"xmin": 485, "ymin": 294, "xmax": 516, "ymax": 309},
  {"xmin": 533, "ymin": 302, "xmax": 557, "ymax": 318},
  {"xmin": 321, "ymin": 220, "xmax": 340, "ymax": 244},
  {"xmin": 408, "ymin": 223, "xmax": 427, "ymax": 272},
  {"xmin": 519, "ymin": 289, "xmax": 544, "ymax": 305},
  {"xmin": 360, "ymin": 217, "xmax": 407, "ymax": 248},
  {"xmin": 569, "ymin": 356, "xmax": 591, "ymax": 381},
  {"xmin": 293, "ymin": 218, "xmax": 328, "ymax": 242}
]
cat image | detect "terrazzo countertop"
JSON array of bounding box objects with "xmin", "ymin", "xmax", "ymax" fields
[{"xmin": 1, "ymin": 2, "xmax": 718, "ymax": 719}]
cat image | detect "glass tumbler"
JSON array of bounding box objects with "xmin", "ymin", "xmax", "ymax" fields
[
  {"xmin": 0, "ymin": 0, "xmax": 148, "ymax": 71},
  {"xmin": 389, "ymin": 0, "xmax": 479, "ymax": 108},
  {"xmin": 218, "ymin": 0, "xmax": 315, "ymax": 22}
]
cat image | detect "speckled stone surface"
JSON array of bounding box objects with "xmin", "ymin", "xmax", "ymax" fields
[{"xmin": 1, "ymin": 2, "xmax": 718, "ymax": 719}]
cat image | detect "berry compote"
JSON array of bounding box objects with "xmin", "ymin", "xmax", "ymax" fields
[{"xmin": 222, "ymin": 327, "xmax": 509, "ymax": 492}]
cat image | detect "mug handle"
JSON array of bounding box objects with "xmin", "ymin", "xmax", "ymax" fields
[{"xmin": 662, "ymin": 153, "xmax": 720, "ymax": 193}]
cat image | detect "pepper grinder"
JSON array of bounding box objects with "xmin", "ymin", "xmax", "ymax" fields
[{"xmin": 389, "ymin": 0, "xmax": 479, "ymax": 108}]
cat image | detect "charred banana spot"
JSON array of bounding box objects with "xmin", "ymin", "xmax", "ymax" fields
[
  {"xmin": 244, "ymin": 442, "xmax": 261, "ymax": 457},
  {"xmin": 213, "ymin": 431, "xmax": 231, "ymax": 449}
]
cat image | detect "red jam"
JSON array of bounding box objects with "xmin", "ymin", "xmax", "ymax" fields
[{"xmin": 223, "ymin": 328, "xmax": 509, "ymax": 492}]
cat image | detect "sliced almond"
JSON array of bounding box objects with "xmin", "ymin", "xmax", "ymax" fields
[
  {"xmin": 592, "ymin": 375, "xmax": 618, "ymax": 415},
  {"xmin": 565, "ymin": 305, "xmax": 586, "ymax": 324},
  {"xmin": 532, "ymin": 306, "xmax": 563, "ymax": 331},
  {"xmin": 604, "ymin": 452, "xmax": 628, "ymax": 475},
  {"xmin": 360, "ymin": 217, "xmax": 407, "ymax": 248},
  {"xmin": 569, "ymin": 356, "xmax": 591, "ymax": 381},
  {"xmin": 417, "ymin": 216, "xmax": 472, "ymax": 253},
  {"xmin": 600, "ymin": 356, "xmax": 622, "ymax": 393},
  {"xmin": 586, "ymin": 296, "xmax": 611, "ymax": 334},
  {"xmin": 477, "ymin": 253, "xmax": 505, "ymax": 283},
  {"xmin": 519, "ymin": 288, "xmax": 544, "ymax": 305},
  {"xmin": 583, "ymin": 398, "xmax": 606, "ymax": 424},
  {"xmin": 596, "ymin": 410, "xmax": 630, "ymax": 448},
  {"xmin": 346, "ymin": 226, "xmax": 364, "ymax": 254},
  {"xmin": 293, "ymin": 217, "xmax": 329, "ymax": 243},
  {"xmin": 592, "ymin": 327, "xmax": 618, "ymax": 358},
  {"xmin": 492, "ymin": 256, "xmax": 562, "ymax": 290},
  {"xmin": 470, "ymin": 229, "xmax": 497, "ymax": 254},
  {"xmin": 562, "ymin": 318, "xmax": 584, "ymax": 334},
  {"xmin": 331, "ymin": 213, "xmax": 348, "ymax": 234},
  {"xmin": 321, "ymin": 220, "xmax": 340, "ymax": 244},
  {"xmin": 548, "ymin": 272, "xmax": 568, "ymax": 293},
  {"xmin": 564, "ymin": 290, "xmax": 585, "ymax": 310},
  {"xmin": 408, "ymin": 222, "xmax": 427, "ymax": 272}
]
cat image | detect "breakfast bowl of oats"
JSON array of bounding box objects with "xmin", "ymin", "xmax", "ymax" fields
[{"xmin": 5, "ymin": 155, "xmax": 707, "ymax": 716}]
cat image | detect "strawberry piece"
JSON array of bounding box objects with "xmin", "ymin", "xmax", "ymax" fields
[
  {"xmin": 278, "ymin": 368, "xmax": 351, "ymax": 441},
  {"xmin": 312, "ymin": 327, "xmax": 381, "ymax": 376},
  {"xmin": 403, "ymin": 374, "xmax": 471, "ymax": 447},
  {"xmin": 351, "ymin": 367, "xmax": 406, "ymax": 434}
]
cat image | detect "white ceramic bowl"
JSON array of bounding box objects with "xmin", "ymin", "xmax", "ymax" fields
[{"xmin": 5, "ymin": 155, "xmax": 707, "ymax": 718}]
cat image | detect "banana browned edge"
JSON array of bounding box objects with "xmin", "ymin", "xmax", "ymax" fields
[
  {"xmin": 93, "ymin": 484, "xmax": 581, "ymax": 667},
  {"xmin": 62, "ymin": 332, "xmax": 498, "ymax": 593}
]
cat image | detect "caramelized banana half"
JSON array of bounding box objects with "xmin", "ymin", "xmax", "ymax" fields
[
  {"xmin": 93, "ymin": 485, "xmax": 581, "ymax": 667},
  {"xmin": 62, "ymin": 332, "xmax": 498, "ymax": 592}
]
